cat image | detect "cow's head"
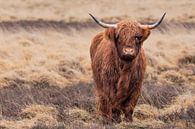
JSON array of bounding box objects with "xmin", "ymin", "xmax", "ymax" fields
[{"xmin": 89, "ymin": 13, "xmax": 166, "ymax": 62}]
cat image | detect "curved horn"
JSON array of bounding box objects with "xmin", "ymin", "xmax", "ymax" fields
[
  {"xmin": 140, "ymin": 12, "xmax": 166, "ymax": 29},
  {"xmin": 89, "ymin": 13, "xmax": 117, "ymax": 28}
]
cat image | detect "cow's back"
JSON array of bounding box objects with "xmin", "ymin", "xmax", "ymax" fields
[{"xmin": 90, "ymin": 32, "xmax": 104, "ymax": 60}]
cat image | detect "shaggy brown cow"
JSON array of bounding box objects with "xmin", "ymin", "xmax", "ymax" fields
[{"xmin": 89, "ymin": 13, "xmax": 166, "ymax": 122}]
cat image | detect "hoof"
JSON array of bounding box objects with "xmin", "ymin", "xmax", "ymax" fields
[{"xmin": 124, "ymin": 116, "xmax": 133, "ymax": 122}]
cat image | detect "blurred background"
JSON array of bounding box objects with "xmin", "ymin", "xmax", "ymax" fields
[{"xmin": 0, "ymin": 0, "xmax": 194, "ymax": 129}]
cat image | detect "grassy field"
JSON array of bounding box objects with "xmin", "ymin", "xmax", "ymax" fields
[{"xmin": 0, "ymin": 0, "xmax": 194, "ymax": 129}]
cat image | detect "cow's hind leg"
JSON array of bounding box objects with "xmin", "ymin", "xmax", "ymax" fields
[{"xmin": 122, "ymin": 86, "xmax": 141, "ymax": 122}]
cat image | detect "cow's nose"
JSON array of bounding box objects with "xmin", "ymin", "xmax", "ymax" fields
[{"xmin": 123, "ymin": 48, "xmax": 135, "ymax": 56}]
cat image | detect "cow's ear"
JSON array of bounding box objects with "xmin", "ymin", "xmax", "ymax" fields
[
  {"xmin": 104, "ymin": 28, "xmax": 116, "ymax": 42},
  {"xmin": 143, "ymin": 28, "xmax": 151, "ymax": 41}
]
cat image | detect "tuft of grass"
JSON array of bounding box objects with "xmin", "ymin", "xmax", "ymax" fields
[{"xmin": 64, "ymin": 108, "xmax": 93, "ymax": 122}]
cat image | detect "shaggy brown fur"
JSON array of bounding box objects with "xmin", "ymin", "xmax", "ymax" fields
[{"xmin": 90, "ymin": 20, "xmax": 151, "ymax": 122}]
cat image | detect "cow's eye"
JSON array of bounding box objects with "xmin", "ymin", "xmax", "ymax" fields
[{"xmin": 135, "ymin": 35, "xmax": 143, "ymax": 42}]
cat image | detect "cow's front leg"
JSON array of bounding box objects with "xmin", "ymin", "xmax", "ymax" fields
[
  {"xmin": 112, "ymin": 108, "xmax": 121, "ymax": 123},
  {"xmin": 113, "ymin": 74, "xmax": 130, "ymax": 107},
  {"xmin": 122, "ymin": 85, "xmax": 141, "ymax": 122},
  {"xmin": 122, "ymin": 106, "xmax": 133, "ymax": 122}
]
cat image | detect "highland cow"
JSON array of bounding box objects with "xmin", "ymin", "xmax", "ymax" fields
[{"xmin": 89, "ymin": 13, "xmax": 166, "ymax": 122}]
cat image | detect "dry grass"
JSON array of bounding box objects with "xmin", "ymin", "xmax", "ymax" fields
[
  {"xmin": 0, "ymin": 28, "xmax": 93, "ymax": 88},
  {"xmin": 0, "ymin": 0, "xmax": 195, "ymax": 22},
  {"xmin": 0, "ymin": 1, "xmax": 195, "ymax": 129}
]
